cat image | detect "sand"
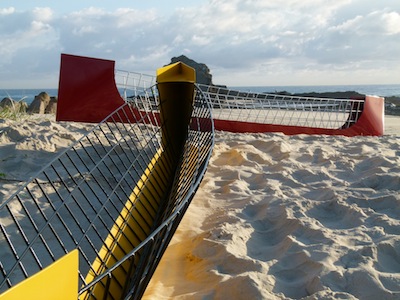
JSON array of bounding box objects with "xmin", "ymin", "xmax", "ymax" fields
[
  {"xmin": 1, "ymin": 113, "xmax": 399, "ymax": 299},
  {"xmin": 0, "ymin": 115, "xmax": 94, "ymax": 199}
]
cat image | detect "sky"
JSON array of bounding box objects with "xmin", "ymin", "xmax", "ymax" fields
[{"xmin": 0, "ymin": 0, "xmax": 399, "ymax": 88}]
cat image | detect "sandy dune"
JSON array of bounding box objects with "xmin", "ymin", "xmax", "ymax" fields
[{"xmin": 0, "ymin": 114, "xmax": 399, "ymax": 299}]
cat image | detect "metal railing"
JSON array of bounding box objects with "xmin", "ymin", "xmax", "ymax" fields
[
  {"xmin": 115, "ymin": 70, "xmax": 157, "ymax": 100},
  {"xmin": 198, "ymin": 84, "xmax": 364, "ymax": 129},
  {"xmin": 113, "ymin": 71, "xmax": 365, "ymax": 131},
  {"xmin": 0, "ymin": 84, "xmax": 214, "ymax": 299}
]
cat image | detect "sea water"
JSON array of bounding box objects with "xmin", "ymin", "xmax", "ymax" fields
[
  {"xmin": 1, "ymin": 84, "xmax": 399, "ymax": 105},
  {"xmin": 232, "ymin": 84, "xmax": 400, "ymax": 97},
  {"xmin": 0, "ymin": 89, "xmax": 58, "ymax": 105}
]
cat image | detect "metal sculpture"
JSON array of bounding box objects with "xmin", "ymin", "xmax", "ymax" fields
[{"xmin": 0, "ymin": 55, "xmax": 214, "ymax": 299}]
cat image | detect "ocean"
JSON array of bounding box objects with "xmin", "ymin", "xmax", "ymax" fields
[
  {"xmin": 1, "ymin": 84, "xmax": 399, "ymax": 105},
  {"xmin": 0, "ymin": 89, "xmax": 58, "ymax": 105},
  {"xmin": 231, "ymin": 84, "xmax": 400, "ymax": 98}
]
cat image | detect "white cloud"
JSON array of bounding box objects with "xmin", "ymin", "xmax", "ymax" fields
[
  {"xmin": 1, "ymin": 0, "xmax": 400, "ymax": 88},
  {"xmin": 0, "ymin": 7, "xmax": 15, "ymax": 15},
  {"xmin": 383, "ymin": 11, "xmax": 400, "ymax": 35},
  {"xmin": 32, "ymin": 7, "xmax": 53, "ymax": 22}
]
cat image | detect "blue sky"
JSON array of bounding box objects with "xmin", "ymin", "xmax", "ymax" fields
[
  {"xmin": 1, "ymin": 0, "xmax": 400, "ymax": 88},
  {"xmin": 0, "ymin": 1, "xmax": 200, "ymax": 14}
]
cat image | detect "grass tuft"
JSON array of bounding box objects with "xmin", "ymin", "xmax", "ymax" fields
[{"xmin": 0, "ymin": 96, "xmax": 28, "ymax": 120}]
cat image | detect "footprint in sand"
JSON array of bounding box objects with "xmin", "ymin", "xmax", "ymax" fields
[{"xmin": 305, "ymin": 199, "xmax": 366, "ymax": 230}]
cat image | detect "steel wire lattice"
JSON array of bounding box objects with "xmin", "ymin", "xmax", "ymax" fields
[
  {"xmin": 198, "ymin": 84, "xmax": 364, "ymax": 129},
  {"xmin": 114, "ymin": 72, "xmax": 365, "ymax": 130},
  {"xmin": 0, "ymin": 84, "xmax": 214, "ymax": 299}
]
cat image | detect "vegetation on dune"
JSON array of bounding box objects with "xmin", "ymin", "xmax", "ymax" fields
[{"xmin": 0, "ymin": 97, "xmax": 28, "ymax": 120}]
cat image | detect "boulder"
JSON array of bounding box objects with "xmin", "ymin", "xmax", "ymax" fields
[
  {"xmin": 45, "ymin": 97, "xmax": 58, "ymax": 114},
  {"xmin": 169, "ymin": 55, "xmax": 213, "ymax": 85},
  {"xmin": 0, "ymin": 97, "xmax": 27, "ymax": 113},
  {"xmin": 0, "ymin": 97, "xmax": 15, "ymax": 108},
  {"xmin": 19, "ymin": 101, "xmax": 28, "ymax": 112},
  {"xmin": 27, "ymin": 92, "xmax": 50, "ymax": 114}
]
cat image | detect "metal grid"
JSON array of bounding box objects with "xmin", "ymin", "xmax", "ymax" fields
[
  {"xmin": 198, "ymin": 84, "xmax": 365, "ymax": 129},
  {"xmin": 0, "ymin": 85, "xmax": 214, "ymax": 299},
  {"xmin": 114, "ymin": 72, "xmax": 365, "ymax": 131},
  {"xmin": 115, "ymin": 70, "xmax": 157, "ymax": 100}
]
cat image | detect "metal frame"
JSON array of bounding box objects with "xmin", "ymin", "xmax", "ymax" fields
[
  {"xmin": 0, "ymin": 84, "xmax": 214, "ymax": 299},
  {"xmin": 113, "ymin": 74, "xmax": 382, "ymax": 136},
  {"xmin": 198, "ymin": 84, "xmax": 363, "ymax": 129}
]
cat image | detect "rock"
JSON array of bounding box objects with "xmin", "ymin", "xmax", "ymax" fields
[
  {"xmin": 45, "ymin": 97, "xmax": 57, "ymax": 114},
  {"xmin": 169, "ymin": 55, "xmax": 213, "ymax": 85},
  {"xmin": 0, "ymin": 98, "xmax": 15, "ymax": 108},
  {"xmin": 27, "ymin": 92, "xmax": 50, "ymax": 114},
  {"xmin": 19, "ymin": 101, "xmax": 28, "ymax": 112},
  {"xmin": 0, "ymin": 97, "xmax": 28, "ymax": 113}
]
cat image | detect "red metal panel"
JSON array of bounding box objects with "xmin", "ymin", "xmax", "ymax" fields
[{"xmin": 56, "ymin": 54, "xmax": 125, "ymax": 123}]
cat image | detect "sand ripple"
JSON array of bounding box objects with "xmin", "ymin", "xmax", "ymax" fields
[{"xmin": 145, "ymin": 130, "xmax": 400, "ymax": 299}]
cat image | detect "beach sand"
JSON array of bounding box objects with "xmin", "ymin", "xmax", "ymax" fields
[
  {"xmin": 1, "ymin": 114, "xmax": 399, "ymax": 299},
  {"xmin": 143, "ymin": 116, "xmax": 400, "ymax": 299}
]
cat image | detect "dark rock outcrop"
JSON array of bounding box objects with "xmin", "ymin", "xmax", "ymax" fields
[
  {"xmin": 272, "ymin": 90, "xmax": 365, "ymax": 99},
  {"xmin": 169, "ymin": 55, "xmax": 213, "ymax": 85}
]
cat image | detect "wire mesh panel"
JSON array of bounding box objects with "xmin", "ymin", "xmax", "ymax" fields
[
  {"xmin": 0, "ymin": 84, "xmax": 214, "ymax": 299},
  {"xmin": 198, "ymin": 84, "xmax": 365, "ymax": 130},
  {"xmin": 115, "ymin": 70, "xmax": 157, "ymax": 100},
  {"xmin": 113, "ymin": 72, "xmax": 366, "ymax": 131}
]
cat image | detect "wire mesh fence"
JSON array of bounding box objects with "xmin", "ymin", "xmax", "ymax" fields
[
  {"xmin": 114, "ymin": 72, "xmax": 366, "ymax": 131},
  {"xmin": 0, "ymin": 67, "xmax": 369, "ymax": 298},
  {"xmin": 198, "ymin": 84, "xmax": 365, "ymax": 129},
  {"xmin": 0, "ymin": 84, "xmax": 214, "ymax": 299}
]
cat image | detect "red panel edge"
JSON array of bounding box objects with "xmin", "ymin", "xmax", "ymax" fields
[{"xmin": 56, "ymin": 54, "xmax": 125, "ymax": 123}]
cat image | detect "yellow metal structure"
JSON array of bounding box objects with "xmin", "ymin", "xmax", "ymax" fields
[
  {"xmin": 82, "ymin": 149, "xmax": 172, "ymax": 299},
  {"xmin": 82, "ymin": 62, "xmax": 196, "ymax": 299},
  {"xmin": 156, "ymin": 62, "xmax": 195, "ymax": 83},
  {"xmin": 0, "ymin": 250, "xmax": 79, "ymax": 300},
  {"xmin": 157, "ymin": 62, "xmax": 196, "ymax": 158},
  {"xmin": 0, "ymin": 61, "xmax": 197, "ymax": 300}
]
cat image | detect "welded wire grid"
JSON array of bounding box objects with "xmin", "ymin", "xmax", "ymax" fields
[
  {"xmin": 0, "ymin": 85, "xmax": 214, "ymax": 300},
  {"xmin": 115, "ymin": 69, "xmax": 157, "ymax": 100},
  {"xmin": 198, "ymin": 84, "xmax": 365, "ymax": 129},
  {"xmin": 114, "ymin": 72, "xmax": 364, "ymax": 130}
]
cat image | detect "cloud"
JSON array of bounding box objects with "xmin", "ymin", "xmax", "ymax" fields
[
  {"xmin": 383, "ymin": 11, "xmax": 400, "ymax": 35},
  {"xmin": 0, "ymin": 8, "xmax": 59, "ymax": 70},
  {"xmin": 1, "ymin": 0, "xmax": 400, "ymax": 87}
]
